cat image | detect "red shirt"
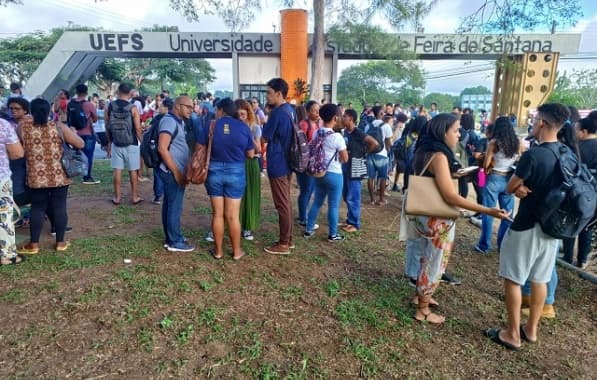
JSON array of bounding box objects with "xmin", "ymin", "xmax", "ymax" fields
[
  {"xmin": 299, "ymin": 118, "xmax": 321, "ymax": 142},
  {"xmin": 72, "ymin": 96, "xmax": 98, "ymax": 136}
]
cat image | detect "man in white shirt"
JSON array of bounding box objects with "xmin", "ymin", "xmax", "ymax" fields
[{"xmin": 366, "ymin": 106, "xmax": 393, "ymax": 205}]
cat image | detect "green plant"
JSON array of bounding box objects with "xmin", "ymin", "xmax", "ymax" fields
[
  {"xmin": 137, "ymin": 328, "xmax": 154, "ymax": 352},
  {"xmin": 324, "ymin": 280, "xmax": 340, "ymax": 297},
  {"xmin": 176, "ymin": 325, "xmax": 194, "ymax": 345},
  {"xmin": 159, "ymin": 316, "xmax": 174, "ymax": 330}
]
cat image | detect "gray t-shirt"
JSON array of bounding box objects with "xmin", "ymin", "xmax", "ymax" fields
[{"xmin": 158, "ymin": 114, "xmax": 190, "ymax": 173}]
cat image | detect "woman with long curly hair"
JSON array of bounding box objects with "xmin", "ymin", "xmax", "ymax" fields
[
  {"xmin": 474, "ymin": 116, "xmax": 520, "ymax": 254},
  {"xmin": 235, "ymin": 98, "xmax": 261, "ymax": 241}
]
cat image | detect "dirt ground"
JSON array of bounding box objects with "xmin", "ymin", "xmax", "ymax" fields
[{"xmin": 0, "ymin": 160, "xmax": 595, "ymax": 379}]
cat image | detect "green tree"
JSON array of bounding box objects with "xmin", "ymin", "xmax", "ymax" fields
[
  {"xmin": 548, "ymin": 69, "xmax": 597, "ymax": 108},
  {"xmin": 460, "ymin": 86, "xmax": 492, "ymax": 96},
  {"xmin": 458, "ymin": 0, "xmax": 582, "ymax": 34},
  {"xmin": 337, "ymin": 61, "xmax": 424, "ymax": 107},
  {"xmin": 0, "ymin": 24, "xmax": 215, "ymax": 98},
  {"xmin": 0, "ymin": 26, "xmax": 100, "ymax": 86},
  {"xmin": 423, "ymin": 93, "xmax": 460, "ymax": 112}
]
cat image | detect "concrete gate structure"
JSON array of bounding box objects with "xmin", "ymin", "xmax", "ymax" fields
[{"xmin": 24, "ymin": 9, "xmax": 581, "ymax": 127}]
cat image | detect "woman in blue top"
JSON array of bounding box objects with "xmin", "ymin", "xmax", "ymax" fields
[{"xmin": 199, "ymin": 98, "xmax": 255, "ymax": 260}]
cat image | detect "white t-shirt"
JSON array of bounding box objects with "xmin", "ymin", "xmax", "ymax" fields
[
  {"xmin": 321, "ymin": 127, "xmax": 346, "ymax": 174},
  {"xmin": 370, "ymin": 120, "xmax": 393, "ymax": 157}
]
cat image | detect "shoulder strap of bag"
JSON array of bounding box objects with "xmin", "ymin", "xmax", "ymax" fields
[
  {"xmin": 206, "ymin": 119, "xmax": 215, "ymax": 167},
  {"xmin": 418, "ymin": 153, "xmax": 438, "ymax": 176}
]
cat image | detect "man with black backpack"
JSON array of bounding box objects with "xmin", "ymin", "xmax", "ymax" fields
[
  {"xmin": 485, "ymin": 103, "xmax": 572, "ymax": 351},
  {"xmin": 105, "ymin": 83, "xmax": 144, "ymax": 205},
  {"xmin": 68, "ymin": 84, "xmax": 98, "ymax": 184},
  {"xmin": 365, "ymin": 106, "xmax": 393, "ymax": 205}
]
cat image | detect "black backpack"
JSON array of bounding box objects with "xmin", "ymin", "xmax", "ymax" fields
[
  {"xmin": 67, "ymin": 99, "xmax": 88, "ymax": 130},
  {"xmin": 140, "ymin": 114, "xmax": 178, "ymax": 169},
  {"xmin": 535, "ymin": 143, "xmax": 597, "ymax": 239},
  {"xmin": 286, "ymin": 110, "xmax": 310, "ymax": 173},
  {"xmin": 366, "ymin": 122, "xmax": 385, "ymax": 154},
  {"xmin": 108, "ymin": 101, "xmax": 136, "ymax": 147}
]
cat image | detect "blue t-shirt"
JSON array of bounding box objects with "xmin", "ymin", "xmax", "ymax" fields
[
  {"xmin": 158, "ymin": 113, "xmax": 190, "ymax": 173},
  {"xmin": 198, "ymin": 116, "xmax": 254, "ymax": 163},
  {"xmin": 262, "ymin": 103, "xmax": 294, "ymax": 178}
]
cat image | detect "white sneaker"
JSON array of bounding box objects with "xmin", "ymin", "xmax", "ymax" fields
[
  {"xmin": 242, "ymin": 230, "xmax": 254, "ymax": 241},
  {"xmin": 469, "ymin": 216, "xmax": 482, "ymax": 228},
  {"xmin": 205, "ymin": 231, "xmax": 215, "ymax": 242}
]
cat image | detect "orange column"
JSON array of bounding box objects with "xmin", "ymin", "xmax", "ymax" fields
[{"xmin": 280, "ymin": 9, "xmax": 308, "ymax": 102}]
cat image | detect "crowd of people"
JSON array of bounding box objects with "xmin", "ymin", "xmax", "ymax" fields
[{"xmin": 1, "ymin": 78, "xmax": 595, "ymax": 351}]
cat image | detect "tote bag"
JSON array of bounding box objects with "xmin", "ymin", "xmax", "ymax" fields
[{"xmin": 404, "ymin": 153, "xmax": 460, "ymax": 219}]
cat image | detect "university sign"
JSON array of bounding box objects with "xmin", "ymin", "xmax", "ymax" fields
[
  {"xmin": 26, "ymin": 30, "xmax": 581, "ymax": 102},
  {"xmin": 83, "ymin": 32, "xmax": 580, "ymax": 58}
]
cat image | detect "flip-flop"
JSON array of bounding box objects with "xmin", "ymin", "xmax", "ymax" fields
[
  {"xmin": 520, "ymin": 325, "xmax": 536, "ymax": 344},
  {"xmin": 132, "ymin": 198, "xmax": 145, "ymax": 205},
  {"xmin": 485, "ymin": 328, "xmax": 520, "ymax": 351},
  {"xmin": 233, "ymin": 251, "xmax": 246, "ymax": 261},
  {"xmin": 210, "ymin": 250, "xmax": 223, "ymax": 260},
  {"xmin": 0, "ymin": 254, "xmax": 26, "ymax": 266},
  {"xmin": 111, "ymin": 199, "xmax": 121, "ymax": 205}
]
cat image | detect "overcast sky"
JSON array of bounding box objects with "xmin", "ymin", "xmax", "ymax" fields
[{"xmin": 2, "ymin": 0, "xmax": 596, "ymax": 95}]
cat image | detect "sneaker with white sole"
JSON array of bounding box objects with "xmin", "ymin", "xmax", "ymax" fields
[
  {"xmin": 469, "ymin": 216, "xmax": 482, "ymax": 228},
  {"xmin": 327, "ymin": 234, "xmax": 345, "ymax": 242},
  {"xmin": 299, "ymin": 222, "xmax": 319, "ymax": 230},
  {"xmin": 242, "ymin": 230, "xmax": 254, "ymax": 241},
  {"xmin": 205, "ymin": 231, "xmax": 215, "ymax": 242},
  {"xmin": 303, "ymin": 231, "xmax": 315, "ymax": 238},
  {"xmin": 167, "ymin": 242, "xmax": 195, "ymax": 252}
]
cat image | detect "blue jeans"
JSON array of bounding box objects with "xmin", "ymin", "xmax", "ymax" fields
[
  {"xmin": 307, "ymin": 171, "xmax": 343, "ymax": 237},
  {"xmin": 296, "ymin": 171, "xmax": 315, "ymax": 223},
  {"xmin": 158, "ymin": 169, "xmax": 186, "ymax": 245},
  {"xmin": 81, "ymin": 134, "xmax": 96, "ymax": 178},
  {"xmin": 153, "ymin": 168, "xmax": 164, "ymax": 199},
  {"xmin": 521, "ymin": 259, "xmax": 558, "ymax": 305},
  {"xmin": 342, "ymin": 164, "xmax": 361, "ymax": 229},
  {"xmin": 477, "ymin": 174, "xmax": 514, "ymax": 252}
]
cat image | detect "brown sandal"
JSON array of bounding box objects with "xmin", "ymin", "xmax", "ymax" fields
[{"xmin": 414, "ymin": 295, "xmax": 445, "ymax": 324}]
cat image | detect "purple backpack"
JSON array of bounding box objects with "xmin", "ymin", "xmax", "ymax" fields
[{"xmin": 307, "ymin": 129, "xmax": 337, "ymax": 177}]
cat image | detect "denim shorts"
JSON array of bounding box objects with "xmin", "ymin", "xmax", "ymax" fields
[
  {"xmin": 366, "ymin": 154, "xmax": 389, "ymax": 180},
  {"xmin": 205, "ymin": 161, "xmax": 246, "ymax": 199}
]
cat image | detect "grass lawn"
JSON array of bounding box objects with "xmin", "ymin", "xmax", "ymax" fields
[{"xmin": 0, "ymin": 160, "xmax": 595, "ymax": 379}]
